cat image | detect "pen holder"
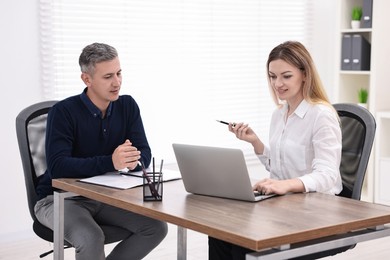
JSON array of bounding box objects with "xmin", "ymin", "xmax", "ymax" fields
[{"xmin": 143, "ymin": 172, "xmax": 163, "ymax": 201}]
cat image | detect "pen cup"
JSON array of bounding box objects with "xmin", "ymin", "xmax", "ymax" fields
[{"xmin": 143, "ymin": 172, "xmax": 163, "ymax": 201}]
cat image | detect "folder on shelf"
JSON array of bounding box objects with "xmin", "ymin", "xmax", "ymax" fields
[
  {"xmin": 341, "ymin": 34, "xmax": 371, "ymax": 71},
  {"xmin": 362, "ymin": 0, "xmax": 373, "ymax": 28},
  {"xmin": 341, "ymin": 34, "xmax": 352, "ymax": 70},
  {"xmin": 351, "ymin": 34, "xmax": 371, "ymax": 71}
]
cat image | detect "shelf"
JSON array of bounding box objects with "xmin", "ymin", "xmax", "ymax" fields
[
  {"xmin": 376, "ymin": 115, "xmax": 390, "ymax": 158},
  {"xmin": 338, "ymin": 0, "xmax": 390, "ymax": 205},
  {"xmin": 375, "ymin": 158, "xmax": 390, "ymax": 206},
  {"xmin": 341, "ymin": 28, "xmax": 372, "ymax": 33},
  {"xmin": 375, "ymin": 109, "xmax": 390, "ymax": 206},
  {"xmin": 336, "ymin": 0, "xmax": 386, "ymax": 203},
  {"xmin": 339, "ymin": 70, "xmax": 370, "ymax": 75},
  {"xmin": 377, "ymin": 111, "xmax": 390, "ymax": 118}
]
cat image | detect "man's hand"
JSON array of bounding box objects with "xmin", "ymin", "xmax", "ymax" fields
[{"xmin": 112, "ymin": 139, "xmax": 141, "ymax": 170}]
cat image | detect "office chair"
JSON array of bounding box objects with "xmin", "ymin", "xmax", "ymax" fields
[
  {"xmin": 335, "ymin": 103, "xmax": 376, "ymax": 201},
  {"xmin": 16, "ymin": 101, "xmax": 131, "ymax": 258},
  {"xmin": 294, "ymin": 103, "xmax": 376, "ymax": 260}
]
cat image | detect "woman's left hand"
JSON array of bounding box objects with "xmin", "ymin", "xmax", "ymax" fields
[{"xmin": 253, "ymin": 178, "xmax": 305, "ymax": 195}]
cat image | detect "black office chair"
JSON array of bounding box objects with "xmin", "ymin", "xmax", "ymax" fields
[
  {"xmin": 335, "ymin": 103, "xmax": 376, "ymax": 201},
  {"xmin": 294, "ymin": 103, "xmax": 376, "ymax": 260},
  {"xmin": 16, "ymin": 101, "xmax": 132, "ymax": 258}
]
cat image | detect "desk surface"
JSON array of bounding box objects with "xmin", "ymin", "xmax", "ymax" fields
[{"xmin": 52, "ymin": 178, "xmax": 390, "ymax": 251}]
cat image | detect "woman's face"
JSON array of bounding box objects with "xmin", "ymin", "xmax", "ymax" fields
[{"xmin": 268, "ymin": 59, "xmax": 305, "ymax": 105}]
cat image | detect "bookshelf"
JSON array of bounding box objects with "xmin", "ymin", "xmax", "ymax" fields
[{"xmin": 335, "ymin": 0, "xmax": 390, "ymax": 203}]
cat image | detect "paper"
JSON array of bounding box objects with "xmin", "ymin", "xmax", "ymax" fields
[{"xmin": 79, "ymin": 169, "xmax": 182, "ymax": 190}]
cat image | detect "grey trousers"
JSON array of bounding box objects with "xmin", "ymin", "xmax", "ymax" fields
[{"xmin": 35, "ymin": 195, "xmax": 168, "ymax": 260}]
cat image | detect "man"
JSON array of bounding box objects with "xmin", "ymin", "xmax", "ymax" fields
[{"xmin": 35, "ymin": 43, "xmax": 167, "ymax": 260}]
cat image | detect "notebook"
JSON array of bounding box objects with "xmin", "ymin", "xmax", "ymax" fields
[
  {"xmin": 79, "ymin": 169, "xmax": 182, "ymax": 190},
  {"xmin": 172, "ymin": 143, "xmax": 276, "ymax": 202}
]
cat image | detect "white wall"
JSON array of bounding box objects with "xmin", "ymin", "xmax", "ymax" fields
[
  {"xmin": 0, "ymin": 0, "xmax": 42, "ymax": 240},
  {"xmin": 310, "ymin": 0, "xmax": 338, "ymax": 102},
  {"xmin": 0, "ymin": 0, "xmax": 337, "ymax": 241}
]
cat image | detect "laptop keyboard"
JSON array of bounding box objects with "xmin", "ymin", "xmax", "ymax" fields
[
  {"xmin": 254, "ymin": 191, "xmax": 275, "ymax": 199},
  {"xmin": 254, "ymin": 191, "xmax": 264, "ymax": 197}
]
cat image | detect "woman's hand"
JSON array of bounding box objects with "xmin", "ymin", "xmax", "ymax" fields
[
  {"xmin": 253, "ymin": 178, "xmax": 305, "ymax": 195},
  {"xmin": 229, "ymin": 122, "xmax": 258, "ymax": 143},
  {"xmin": 228, "ymin": 122, "xmax": 264, "ymax": 154}
]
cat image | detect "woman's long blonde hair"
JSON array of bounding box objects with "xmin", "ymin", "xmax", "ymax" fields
[{"xmin": 266, "ymin": 41, "xmax": 331, "ymax": 108}]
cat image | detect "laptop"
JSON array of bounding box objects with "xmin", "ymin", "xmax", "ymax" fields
[{"xmin": 172, "ymin": 143, "xmax": 276, "ymax": 202}]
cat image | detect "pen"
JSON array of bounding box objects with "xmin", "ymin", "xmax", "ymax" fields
[
  {"xmin": 156, "ymin": 159, "xmax": 164, "ymax": 193},
  {"xmin": 159, "ymin": 159, "xmax": 164, "ymax": 173},
  {"xmin": 156, "ymin": 174, "xmax": 162, "ymax": 196},
  {"xmin": 153, "ymin": 157, "xmax": 155, "ymax": 173},
  {"xmin": 153, "ymin": 157, "xmax": 155, "ymax": 183},
  {"xmin": 119, "ymin": 172, "xmax": 143, "ymax": 178},
  {"xmin": 139, "ymin": 161, "xmax": 160, "ymax": 199},
  {"xmin": 216, "ymin": 120, "xmax": 236, "ymax": 127}
]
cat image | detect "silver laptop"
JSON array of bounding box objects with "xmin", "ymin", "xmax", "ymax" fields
[{"xmin": 172, "ymin": 143, "xmax": 276, "ymax": 202}]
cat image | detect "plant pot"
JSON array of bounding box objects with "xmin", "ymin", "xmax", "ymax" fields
[
  {"xmin": 358, "ymin": 103, "xmax": 368, "ymax": 109},
  {"xmin": 351, "ymin": 20, "xmax": 361, "ymax": 29}
]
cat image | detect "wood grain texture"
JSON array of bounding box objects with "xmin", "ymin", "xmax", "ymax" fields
[{"xmin": 53, "ymin": 178, "xmax": 390, "ymax": 251}]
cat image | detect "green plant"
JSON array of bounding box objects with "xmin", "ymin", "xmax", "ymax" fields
[
  {"xmin": 358, "ymin": 88, "xmax": 368, "ymax": 103},
  {"xmin": 352, "ymin": 6, "xmax": 363, "ymax": 21}
]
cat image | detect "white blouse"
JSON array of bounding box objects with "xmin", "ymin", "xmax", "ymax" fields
[{"xmin": 257, "ymin": 100, "xmax": 343, "ymax": 195}]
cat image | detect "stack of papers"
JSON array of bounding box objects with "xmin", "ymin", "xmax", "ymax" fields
[{"xmin": 79, "ymin": 169, "xmax": 181, "ymax": 189}]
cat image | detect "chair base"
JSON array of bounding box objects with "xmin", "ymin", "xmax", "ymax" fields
[{"xmin": 39, "ymin": 245, "xmax": 72, "ymax": 258}]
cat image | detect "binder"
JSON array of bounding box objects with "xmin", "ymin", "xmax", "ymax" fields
[
  {"xmin": 362, "ymin": 0, "xmax": 373, "ymax": 28},
  {"xmin": 351, "ymin": 34, "xmax": 371, "ymax": 71},
  {"xmin": 341, "ymin": 34, "xmax": 352, "ymax": 70}
]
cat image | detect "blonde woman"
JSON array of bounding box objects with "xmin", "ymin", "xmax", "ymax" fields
[{"xmin": 209, "ymin": 41, "xmax": 342, "ymax": 260}]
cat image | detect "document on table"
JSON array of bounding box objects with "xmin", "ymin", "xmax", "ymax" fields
[{"xmin": 79, "ymin": 169, "xmax": 182, "ymax": 189}]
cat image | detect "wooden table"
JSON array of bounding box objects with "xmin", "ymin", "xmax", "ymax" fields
[{"xmin": 52, "ymin": 178, "xmax": 390, "ymax": 260}]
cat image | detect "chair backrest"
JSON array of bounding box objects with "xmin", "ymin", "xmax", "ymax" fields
[
  {"xmin": 16, "ymin": 101, "xmax": 130, "ymax": 250},
  {"xmin": 16, "ymin": 101, "xmax": 57, "ymax": 221},
  {"xmin": 334, "ymin": 103, "xmax": 376, "ymax": 200}
]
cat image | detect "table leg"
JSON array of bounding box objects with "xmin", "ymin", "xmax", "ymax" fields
[
  {"xmin": 53, "ymin": 191, "xmax": 76, "ymax": 260},
  {"xmin": 245, "ymin": 225, "xmax": 390, "ymax": 260},
  {"xmin": 177, "ymin": 226, "xmax": 187, "ymax": 260}
]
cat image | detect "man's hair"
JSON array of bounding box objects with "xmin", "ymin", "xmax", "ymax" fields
[{"xmin": 79, "ymin": 43, "xmax": 118, "ymax": 74}]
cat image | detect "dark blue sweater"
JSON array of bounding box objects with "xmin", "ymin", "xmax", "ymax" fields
[{"xmin": 36, "ymin": 89, "xmax": 151, "ymax": 200}]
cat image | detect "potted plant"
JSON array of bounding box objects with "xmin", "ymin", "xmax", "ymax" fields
[
  {"xmin": 351, "ymin": 6, "xmax": 362, "ymax": 29},
  {"xmin": 358, "ymin": 88, "xmax": 368, "ymax": 108}
]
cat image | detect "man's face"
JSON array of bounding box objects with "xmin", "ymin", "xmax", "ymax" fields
[{"xmin": 82, "ymin": 57, "xmax": 122, "ymax": 109}]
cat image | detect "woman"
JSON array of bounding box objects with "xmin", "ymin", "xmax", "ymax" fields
[{"xmin": 208, "ymin": 41, "xmax": 342, "ymax": 260}]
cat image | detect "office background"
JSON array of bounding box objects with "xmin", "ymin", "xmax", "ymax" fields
[{"xmin": 0, "ymin": 0, "xmax": 336, "ymax": 243}]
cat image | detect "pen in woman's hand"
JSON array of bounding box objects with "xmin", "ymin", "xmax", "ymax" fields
[{"xmin": 216, "ymin": 120, "xmax": 236, "ymax": 127}]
